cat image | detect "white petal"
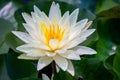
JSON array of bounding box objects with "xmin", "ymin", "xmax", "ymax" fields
[
  {"xmin": 37, "ymin": 57, "xmax": 53, "ymax": 70},
  {"xmin": 22, "ymin": 13, "xmax": 32, "ymax": 23},
  {"xmin": 18, "ymin": 54, "xmax": 39, "ymax": 60},
  {"xmin": 64, "ymin": 28, "xmax": 95, "ymax": 50},
  {"xmin": 17, "ymin": 45, "xmax": 46, "ymax": 57},
  {"xmin": 55, "ymin": 49, "xmax": 67, "ymax": 54},
  {"xmin": 16, "ymin": 44, "xmax": 49, "ymax": 57},
  {"xmin": 42, "ymin": 74, "xmax": 50, "ymax": 80},
  {"xmin": 63, "ymin": 37, "xmax": 86, "ymax": 49},
  {"xmin": 17, "ymin": 43, "xmax": 49, "ymax": 50},
  {"xmin": 12, "ymin": 31, "xmax": 32, "ymax": 43},
  {"xmin": 69, "ymin": 19, "xmax": 88, "ymax": 40},
  {"xmin": 49, "ymin": 39, "xmax": 59, "ymax": 50},
  {"xmin": 73, "ymin": 46, "xmax": 97, "ymax": 55},
  {"xmin": 53, "ymin": 55, "xmax": 68, "ymax": 71},
  {"xmin": 59, "ymin": 11, "xmax": 69, "ymax": 28},
  {"xmin": 56, "ymin": 65, "xmax": 60, "ymax": 73},
  {"xmin": 66, "ymin": 60, "xmax": 75, "ymax": 76},
  {"xmin": 81, "ymin": 29, "xmax": 95, "ymax": 38},
  {"xmin": 49, "ymin": 2, "xmax": 61, "ymax": 20},
  {"xmin": 34, "ymin": 5, "xmax": 41, "ymax": 16},
  {"xmin": 22, "ymin": 23, "xmax": 38, "ymax": 40},
  {"xmin": 82, "ymin": 21, "xmax": 93, "ymax": 31},
  {"xmin": 23, "ymin": 23, "xmax": 32, "ymax": 33},
  {"xmin": 59, "ymin": 36, "xmax": 69, "ymax": 48},
  {"xmin": 70, "ymin": 8, "xmax": 79, "ymax": 27},
  {"xmin": 40, "ymin": 12, "xmax": 50, "ymax": 24},
  {"xmin": 75, "ymin": 18, "xmax": 88, "ymax": 30},
  {"xmin": 30, "ymin": 12, "xmax": 48, "ymax": 42},
  {"xmin": 22, "ymin": 13, "xmax": 36, "ymax": 29},
  {"xmin": 59, "ymin": 50, "xmax": 80, "ymax": 60},
  {"xmin": 45, "ymin": 52, "xmax": 56, "ymax": 57},
  {"xmin": 31, "ymin": 12, "xmax": 41, "ymax": 23},
  {"xmin": 22, "ymin": 13, "xmax": 40, "ymax": 35}
]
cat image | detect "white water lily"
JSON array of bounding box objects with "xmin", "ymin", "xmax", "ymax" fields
[{"xmin": 12, "ymin": 2, "xmax": 96, "ymax": 76}]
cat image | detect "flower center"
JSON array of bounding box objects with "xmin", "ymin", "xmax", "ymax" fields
[{"xmin": 40, "ymin": 22, "xmax": 65, "ymax": 51}]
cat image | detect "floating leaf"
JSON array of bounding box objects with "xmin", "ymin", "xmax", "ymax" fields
[
  {"xmin": 0, "ymin": 18, "xmax": 14, "ymax": 54},
  {"xmin": 5, "ymin": 33, "xmax": 24, "ymax": 52},
  {"xmin": 0, "ymin": 42, "xmax": 9, "ymax": 54},
  {"xmin": 6, "ymin": 50, "xmax": 38, "ymax": 80},
  {"xmin": 73, "ymin": 58, "xmax": 113, "ymax": 80},
  {"xmin": 96, "ymin": 18, "xmax": 116, "ymax": 60},
  {"xmin": 96, "ymin": 0, "xmax": 118, "ymax": 14}
]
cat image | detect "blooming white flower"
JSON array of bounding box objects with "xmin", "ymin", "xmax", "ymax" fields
[{"xmin": 12, "ymin": 2, "xmax": 96, "ymax": 76}]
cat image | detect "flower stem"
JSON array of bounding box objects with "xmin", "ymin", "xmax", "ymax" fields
[{"xmin": 51, "ymin": 61, "xmax": 57, "ymax": 74}]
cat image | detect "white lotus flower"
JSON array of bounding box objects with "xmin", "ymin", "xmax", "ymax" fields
[{"xmin": 12, "ymin": 2, "xmax": 96, "ymax": 76}]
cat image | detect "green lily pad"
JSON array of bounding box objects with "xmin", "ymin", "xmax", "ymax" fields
[{"xmin": 6, "ymin": 50, "xmax": 38, "ymax": 80}]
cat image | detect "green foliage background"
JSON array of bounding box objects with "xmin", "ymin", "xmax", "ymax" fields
[{"xmin": 0, "ymin": 0, "xmax": 120, "ymax": 80}]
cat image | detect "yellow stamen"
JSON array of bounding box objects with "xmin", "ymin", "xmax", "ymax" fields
[{"xmin": 40, "ymin": 22, "xmax": 65, "ymax": 51}]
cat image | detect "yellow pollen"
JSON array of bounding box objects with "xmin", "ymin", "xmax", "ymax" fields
[{"xmin": 40, "ymin": 22, "xmax": 65, "ymax": 50}]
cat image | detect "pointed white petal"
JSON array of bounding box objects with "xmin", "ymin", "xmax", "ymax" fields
[
  {"xmin": 49, "ymin": 39, "xmax": 59, "ymax": 50},
  {"xmin": 18, "ymin": 54, "xmax": 39, "ymax": 60},
  {"xmin": 69, "ymin": 19, "xmax": 88, "ymax": 40},
  {"xmin": 23, "ymin": 23, "xmax": 32, "ymax": 33},
  {"xmin": 16, "ymin": 43, "xmax": 50, "ymax": 53},
  {"xmin": 66, "ymin": 60, "xmax": 75, "ymax": 76},
  {"xmin": 22, "ymin": 13, "xmax": 33, "ymax": 24},
  {"xmin": 75, "ymin": 18, "xmax": 88, "ymax": 30},
  {"xmin": 23, "ymin": 23, "xmax": 37, "ymax": 38},
  {"xmin": 40, "ymin": 12, "xmax": 50, "ymax": 24},
  {"xmin": 59, "ymin": 11, "xmax": 69, "ymax": 28},
  {"xmin": 37, "ymin": 57, "xmax": 53, "ymax": 70},
  {"xmin": 49, "ymin": 2, "xmax": 61, "ymax": 20},
  {"xmin": 22, "ymin": 23, "xmax": 38, "ymax": 40},
  {"xmin": 81, "ymin": 29, "xmax": 95, "ymax": 38},
  {"xmin": 16, "ymin": 43, "xmax": 50, "ymax": 50},
  {"xmin": 17, "ymin": 45, "xmax": 46, "ymax": 57},
  {"xmin": 22, "ymin": 13, "xmax": 37, "ymax": 31},
  {"xmin": 59, "ymin": 50, "xmax": 80, "ymax": 60},
  {"xmin": 63, "ymin": 37, "xmax": 86, "ymax": 49},
  {"xmin": 70, "ymin": 8, "xmax": 79, "ymax": 27},
  {"xmin": 22, "ymin": 13, "xmax": 32, "ymax": 23},
  {"xmin": 66, "ymin": 28, "xmax": 95, "ymax": 49},
  {"xmin": 31, "ymin": 12, "xmax": 41, "ymax": 23},
  {"xmin": 82, "ymin": 21, "xmax": 93, "ymax": 31},
  {"xmin": 34, "ymin": 5, "xmax": 41, "ymax": 16},
  {"xmin": 42, "ymin": 74, "xmax": 50, "ymax": 80},
  {"xmin": 12, "ymin": 31, "xmax": 32, "ymax": 43},
  {"xmin": 53, "ymin": 55, "xmax": 68, "ymax": 71},
  {"xmin": 73, "ymin": 46, "xmax": 97, "ymax": 55}
]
